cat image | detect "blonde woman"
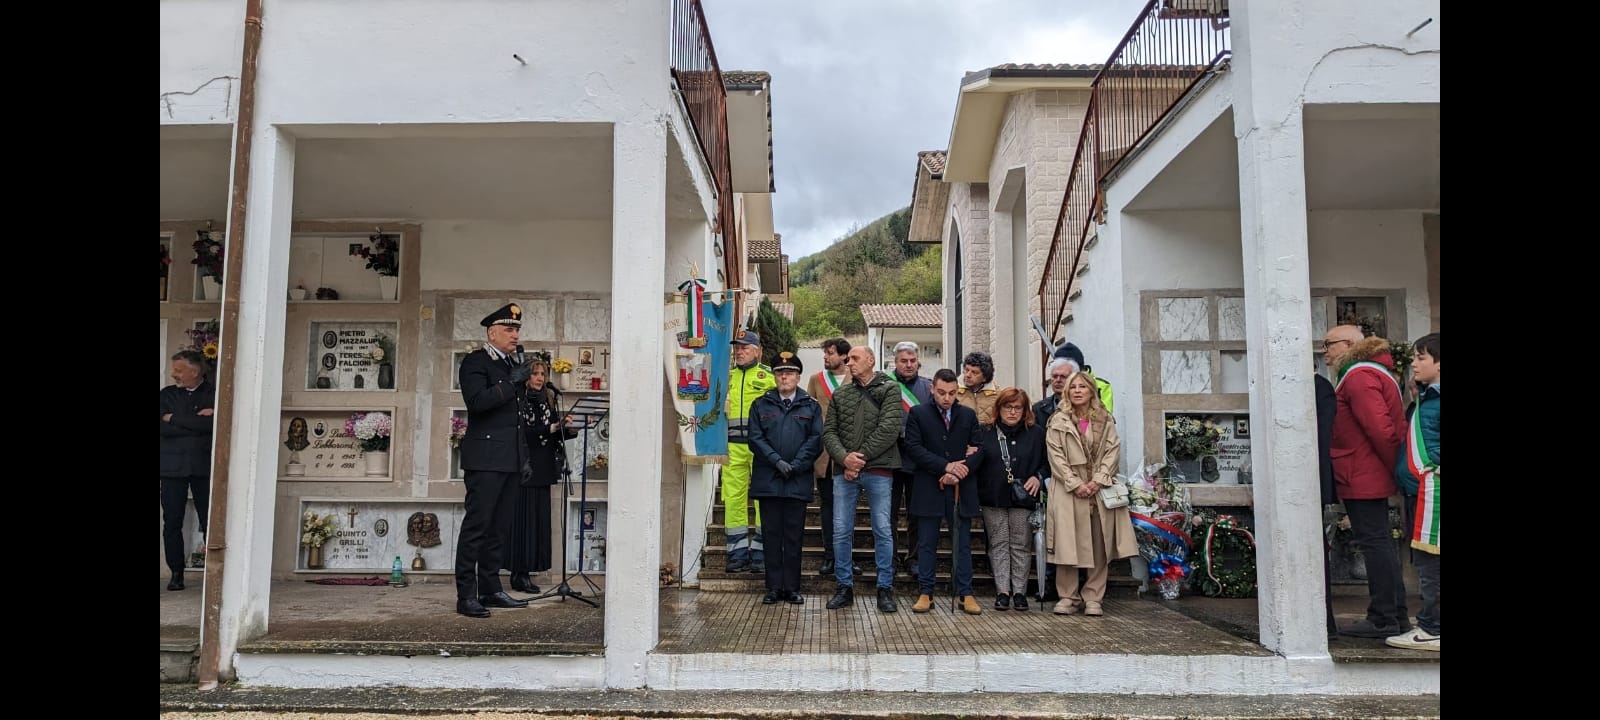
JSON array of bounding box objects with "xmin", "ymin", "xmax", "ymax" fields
[{"xmin": 1044, "ymin": 371, "xmax": 1137, "ymax": 616}]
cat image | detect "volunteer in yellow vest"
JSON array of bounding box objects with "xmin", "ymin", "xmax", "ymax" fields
[
  {"xmin": 956, "ymin": 351, "xmax": 1000, "ymax": 425},
  {"xmin": 724, "ymin": 330, "xmax": 778, "ymax": 573}
]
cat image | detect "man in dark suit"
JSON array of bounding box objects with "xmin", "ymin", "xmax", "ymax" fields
[
  {"xmin": 902, "ymin": 368, "xmax": 986, "ymax": 615},
  {"xmin": 453, "ymin": 303, "xmax": 534, "ymax": 618},
  {"xmin": 160, "ymin": 350, "xmax": 215, "ymax": 591}
]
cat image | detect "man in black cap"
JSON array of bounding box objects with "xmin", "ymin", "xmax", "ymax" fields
[
  {"xmin": 1051, "ymin": 342, "xmax": 1114, "ymax": 413},
  {"xmin": 453, "ymin": 303, "xmax": 534, "ymax": 618}
]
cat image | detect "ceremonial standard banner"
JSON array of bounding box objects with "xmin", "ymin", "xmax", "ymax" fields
[{"xmin": 664, "ymin": 284, "xmax": 732, "ymax": 464}]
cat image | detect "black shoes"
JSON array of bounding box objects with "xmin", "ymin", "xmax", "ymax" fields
[
  {"xmin": 786, "ymin": 591, "xmax": 804, "ymax": 605},
  {"xmin": 509, "ymin": 574, "xmax": 541, "ymax": 594},
  {"xmin": 762, "ymin": 590, "xmax": 781, "ymax": 605},
  {"xmin": 457, "ymin": 598, "xmax": 490, "ymax": 618},
  {"xmin": 167, "ymin": 575, "xmax": 185, "ymax": 591},
  {"xmin": 750, "ymin": 561, "xmax": 767, "ymax": 574},
  {"xmin": 818, "ymin": 557, "xmax": 835, "ymax": 576},
  {"xmin": 1340, "ymin": 619, "xmax": 1410, "ymax": 639},
  {"xmin": 826, "ymin": 585, "xmax": 854, "ymax": 609},
  {"xmin": 876, "ymin": 587, "xmax": 898, "ymax": 613},
  {"xmin": 479, "ymin": 591, "xmax": 529, "ymax": 609},
  {"xmin": 726, "ymin": 558, "xmax": 750, "ymax": 573},
  {"xmin": 995, "ymin": 593, "xmax": 1011, "ymax": 611},
  {"xmin": 1012, "ymin": 593, "xmax": 1029, "ymax": 611}
]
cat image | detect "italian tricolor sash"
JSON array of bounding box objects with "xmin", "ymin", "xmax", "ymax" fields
[
  {"xmin": 816, "ymin": 371, "xmax": 842, "ymax": 400},
  {"xmin": 1406, "ymin": 402, "xmax": 1440, "ymax": 554},
  {"xmin": 895, "ymin": 380, "xmax": 920, "ymax": 413},
  {"xmin": 1336, "ymin": 360, "xmax": 1400, "ymax": 395}
]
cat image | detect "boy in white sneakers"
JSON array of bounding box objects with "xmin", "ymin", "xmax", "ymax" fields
[{"xmin": 1388, "ymin": 333, "xmax": 1439, "ymax": 652}]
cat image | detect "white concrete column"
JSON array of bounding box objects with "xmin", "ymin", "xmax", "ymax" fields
[
  {"xmin": 213, "ymin": 126, "xmax": 296, "ymax": 675},
  {"xmin": 604, "ymin": 117, "xmax": 668, "ymax": 688},
  {"xmin": 1231, "ymin": 1, "xmax": 1326, "ymax": 659}
]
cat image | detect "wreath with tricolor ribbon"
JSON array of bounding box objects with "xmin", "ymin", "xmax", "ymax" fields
[{"xmin": 1189, "ymin": 511, "xmax": 1258, "ymax": 598}]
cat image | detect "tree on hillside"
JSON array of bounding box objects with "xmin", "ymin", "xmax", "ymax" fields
[
  {"xmin": 751, "ymin": 296, "xmax": 798, "ymax": 366},
  {"xmin": 787, "ymin": 206, "xmax": 939, "ymax": 339},
  {"xmin": 887, "ymin": 245, "xmax": 942, "ymax": 305}
]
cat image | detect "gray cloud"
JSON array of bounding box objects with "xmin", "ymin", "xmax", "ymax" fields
[{"xmin": 701, "ymin": 0, "xmax": 1148, "ymax": 259}]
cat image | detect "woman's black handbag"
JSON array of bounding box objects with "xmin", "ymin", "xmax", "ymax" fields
[{"xmin": 996, "ymin": 427, "xmax": 1038, "ymax": 510}]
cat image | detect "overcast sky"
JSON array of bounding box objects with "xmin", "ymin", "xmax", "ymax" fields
[{"xmin": 700, "ymin": 0, "xmax": 1148, "ymax": 260}]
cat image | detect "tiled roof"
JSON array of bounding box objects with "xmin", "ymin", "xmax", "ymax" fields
[
  {"xmin": 748, "ymin": 234, "xmax": 783, "ymax": 260},
  {"xmin": 918, "ymin": 150, "xmax": 946, "ymax": 178},
  {"xmin": 962, "ymin": 63, "xmax": 1103, "ymax": 85},
  {"xmin": 772, "ymin": 302, "xmax": 794, "ymax": 322},
  {"xmin": 722, "ymin": 71, "xmax": 771, "ymax": 88},
  {"xmin": 860, "ymin": 304, "xmax": 944, "ymax": 328}
]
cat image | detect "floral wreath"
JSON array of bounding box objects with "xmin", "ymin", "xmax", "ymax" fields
[
  {"xmin": 675, "ymin": 384, "xmax": 725, "ymax": 432},
  {"xmin": 1189, "ymin": 511, "xmax": 1257, "ymax": 598}
]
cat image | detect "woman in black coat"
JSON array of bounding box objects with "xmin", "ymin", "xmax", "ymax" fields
[
  {"xmin": 747, "ymin": 352, "xmax": 824, "ymax": 606},
  {"xmin": 505, "ymin": 357, "xmax": 577, "ymax": 593},
  {"xmin": 973, "ymin": 387, "xmax": 1045, "ymax": 611}
]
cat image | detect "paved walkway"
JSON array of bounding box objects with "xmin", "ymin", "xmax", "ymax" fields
[
  {"xmin": 658, "ymin": 589, "xmax": 1270, "ymax": 656},
  {"xmin": 160, "ymin": 687, "xmax": 1440, "ymax": 719}
]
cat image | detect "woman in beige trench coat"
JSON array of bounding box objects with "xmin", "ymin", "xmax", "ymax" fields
[{"xmin": 1044, "ymin": 371, "xmax": 1138, "ymax": 616}]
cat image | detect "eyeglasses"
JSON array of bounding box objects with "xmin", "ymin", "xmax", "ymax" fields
[
  {"xmin": 1049, "ymin": 374, "xmax": 1071, "ymax": 381},
  {"xmin": 1001, "ymin": 405, "xmax": 1024, "ymax": 412},
  {"xmin": 1321, "ymin": 339, "xmax": 1353, "ymax": 351}
]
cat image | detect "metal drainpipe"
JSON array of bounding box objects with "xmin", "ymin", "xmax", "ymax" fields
[{"xmin": 196, "ymin": 0, "xmax": 264, "ymax": 691}]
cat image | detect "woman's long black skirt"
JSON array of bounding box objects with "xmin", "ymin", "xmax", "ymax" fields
[{"xmin": 506, "ymin": 483, "xmax": 553, "ymax": 575}]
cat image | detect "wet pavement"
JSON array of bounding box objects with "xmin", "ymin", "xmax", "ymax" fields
[
  {"xmin": 161, "ymin": 576, "xmax": 605, "ymax": 655},
  {"xmin": 160, "ymin": 687, "xmax": 1440, "ymax": 719},
  {"xmin": 658, "ymin": 587, "xmax": 1270, "ymax": 655}
]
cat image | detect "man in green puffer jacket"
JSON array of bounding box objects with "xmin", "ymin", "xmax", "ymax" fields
[{"xmin": 822, "ymin": 345, "xmax": 905, "ymax": 613}]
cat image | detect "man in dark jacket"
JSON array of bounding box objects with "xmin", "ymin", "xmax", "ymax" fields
[
  {"xmin": 822, "ymin": 346, "xmax": 905, "ymax": 612},
  {"xmin": 1322, "ymin": 326, "xmax": 1409, "ymax": 638},
  {"xmin": 160, "ymin": 350, "xmax": 215, "ymax": 591},
  {"xmin": 903, "ymin": 369, "xmax": 986, "ymax": 615},
  {"xmin": 1315, "ymin": 371, "xmax": 1338, "ymax": 639},
  {"xmin": 453, "ymin": 303, "xmax": 535, "ymax": 618},
  {"xmin": 748, "ymin": 352, "xmax": 824, "ymax": 606}
]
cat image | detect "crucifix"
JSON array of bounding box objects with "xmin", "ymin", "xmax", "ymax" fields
[
  {"xmin": 599, "ymin": 347, "xmax": 610, "ymax": 369},
  {"xmin": 347, "ymin": 507, "xmax": 359, "ymax": 529}
]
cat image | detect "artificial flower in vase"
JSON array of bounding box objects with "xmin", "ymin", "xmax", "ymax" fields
[
  {"xmin": 551, "ymin": 357, "xmax": 575, "ymax": 390},
  {"xmin": 357, "ymin": 233, "xmax": 400, "ymax": 300},
  {"xmin": 192, "ymin": 231, "xmax": 224, "ymax": 301},
  {"xmin": 300, "ymin": 511, "xmax": 336, "ymax": 569},
  {"xmin": 348, "ymin": 411, "xmax": 393, "ymax": 476}
]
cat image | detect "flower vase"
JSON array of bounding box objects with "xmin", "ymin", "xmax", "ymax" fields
[
  {"xmin": 1172, "ymin": 458, "xmax": 1203, "ymax": 482},
  {"xmin": 201, "ymin": 275, "xmax": 222, "ymax": 301},
  {"xmin": 306, "ymin": 544, "xmax": 324, "ymax": 570},
  {"xmin": 377, "ymin": 362, "xmax": 394, "ymax": 390},
  {"xmin": 378, "ymin": 274, "xmax": 399, "ymax": 301},
  {"xmin": 555, "ymin": 373, "xmax": 571, "ymax": 391},
  {"xmin": 160, "ymin": 276, "xmax": 168, "ymax": 302},
  {"xmin": 364, "ymin": 450, "xmax": 390, "ymax": 476}
]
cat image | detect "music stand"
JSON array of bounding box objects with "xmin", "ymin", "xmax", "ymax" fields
[{"xmin": 531, "ymin": 395, "xmax": 609, "ymax": 607}]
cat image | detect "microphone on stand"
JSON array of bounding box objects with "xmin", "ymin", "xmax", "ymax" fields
[{"xmin": 513, "ymin": 343, "xmax": 526, "ymax": 367}]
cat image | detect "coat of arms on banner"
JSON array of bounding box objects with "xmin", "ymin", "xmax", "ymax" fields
[{"xmin": 676, "ymin": 353, "xmax": 711, "ymax": 401}]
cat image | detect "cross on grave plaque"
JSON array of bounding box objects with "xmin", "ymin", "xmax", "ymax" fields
[
  {"xmin": 348, "ymin": 507, "xmax": 359, "ymax": 528},
  {"xmin": 600, "ymin": 347, "xmax": 610, "ymax": 369}
]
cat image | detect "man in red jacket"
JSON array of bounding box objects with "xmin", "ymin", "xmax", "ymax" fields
[{"xmin": 1322, "ymin": 325, "xmax": 1411, "ymax": 638}]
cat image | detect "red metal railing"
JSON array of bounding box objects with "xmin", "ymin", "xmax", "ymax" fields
[
  {"xmin": 1037, "ymin": 0, "xmax": 1231, "ymax": 341},
  {"xmin": 671, "ymin": 0, "xmax": 741, "ymax": 307}
]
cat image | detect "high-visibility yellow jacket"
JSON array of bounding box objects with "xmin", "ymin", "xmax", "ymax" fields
[{"xmin": 727, "ymin": 362, "xmax": 776, "ymax": 443}]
